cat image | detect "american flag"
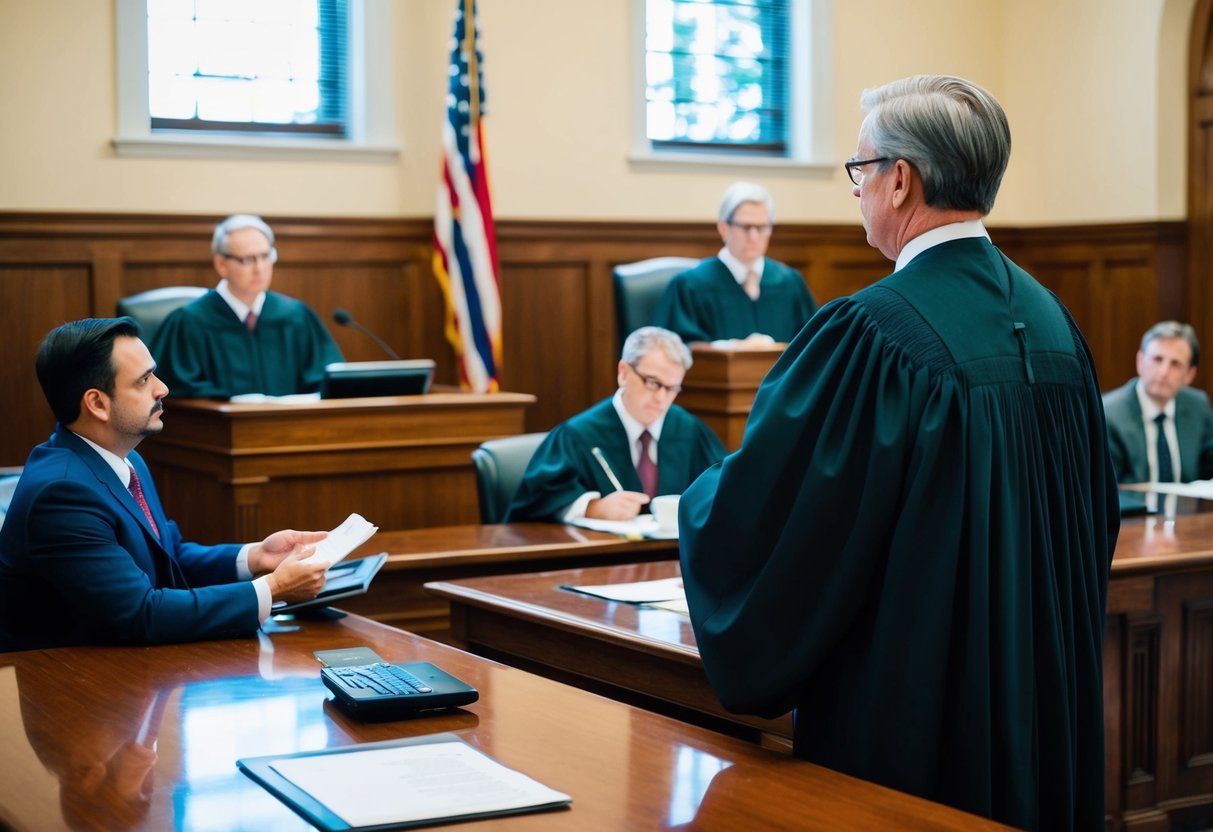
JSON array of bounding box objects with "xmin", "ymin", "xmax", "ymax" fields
[{"xmin": 433, "ymin": 0, "xmax": 502, "ymax": 393}]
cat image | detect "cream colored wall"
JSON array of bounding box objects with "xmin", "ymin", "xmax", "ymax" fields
[{"xmin": 0, "ymin": 0, "xmax": 1190, "ymax": 224}]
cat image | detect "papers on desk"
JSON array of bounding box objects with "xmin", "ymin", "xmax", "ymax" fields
[
  {"xmin": 306, "ymin": 513, "xmax": 379, "ymax": 567},
  {"xmin": 567, "ymin": 514, "xmax": 677, "ymax": 539},
  {"xmin": 563, "ymin": 576, "xmax": 689, "ymax": 615},
  {"xmin": 238, "ymin": 734, "xmax": 571, "ymax": 830},
  {"xmin": 229, "ymin": 392, "xmax": 323, "ymax": 404},
  {"xmin": 1120, "ymin": 480, "xmax": 1213, "ymax": 499}
]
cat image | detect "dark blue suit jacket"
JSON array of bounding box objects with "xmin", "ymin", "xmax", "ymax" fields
[{"xmin": 0, "ymin": 426, "xmax": 259, "ymax": 651}]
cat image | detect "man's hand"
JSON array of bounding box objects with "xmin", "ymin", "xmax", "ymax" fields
[
  {"xmin": 264, "ymin": 552, "xmax": 330, "ymax": 604},
  {"xmin": 247, "ymin": 529, "xmax": 328, "ymax": 574},
  {"xmin": 586, "ymin": 491, "xmax": 650, "ymax": 520}
]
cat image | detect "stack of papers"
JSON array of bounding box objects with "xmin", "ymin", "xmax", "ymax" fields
[
  {"xmin": 563, "ymin": 576, "xmax": 688, "ymax": 615},
  {"xmin": 307, "ymin": 513, "xmax": 379, "ymax": 567},
  {"xmin": 567, "ymin": 514, "xmax": 677, "ymax": 539}
]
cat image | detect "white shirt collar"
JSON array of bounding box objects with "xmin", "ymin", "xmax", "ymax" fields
[
  {"xmin": 717, "ymin": 247, "xmax": 764, "ymax": 285},
  {"xmin": 74, "ymin": 431, "xmax": 134, "ymax": 487},
  {"xmin": 216, "ymin": 279, "xmax": 265, "ymax": 323},
  {"xmin": 894, "ymin": 220, "xmax": 991, "ymax": 272},
  {"xmin": 1135, "ymin": 379, "xmax": 1176, "ymax": 421},
  {"xmin": 611, "ymin": 388, "xmax": 666, "ymax": 444}
]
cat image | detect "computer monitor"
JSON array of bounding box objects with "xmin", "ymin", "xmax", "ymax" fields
[{"xmin": 320, "ymin": 360, "xmax": 435, "ymax": 399}]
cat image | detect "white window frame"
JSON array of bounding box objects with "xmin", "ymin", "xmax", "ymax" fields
[
  {"xmin": 113, "ymin": 0, "xmax": 398, "ymax": 161},
  {"xmin": 629, "ymin": 0, "xmax": 833, "ymax": 172}
]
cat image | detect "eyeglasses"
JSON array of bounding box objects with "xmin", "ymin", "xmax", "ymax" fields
[
  {"xmin": 726, "ymin": 221, "xmax": 773, "ymax": 236},
  {"xmin": 628, "ymin": 364, "xmax": 682, "ymax": 395},
  {"xmin": 221, "ymin": 248, "xmax": 278, "ymax": 267},
  {"xmin": 844, "ymin": 156, "xmax": 890, "ymax": 186}
]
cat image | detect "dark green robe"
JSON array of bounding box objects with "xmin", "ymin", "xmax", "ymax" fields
[
  {"xmin": 149, "ymin": 290, "xmax": 343, "ymax": 399},
  {"xmin": 505, "ymin": 398, "xmax": 726, "ymax": 522},
  {"xmin": 679, "ymin": 238, "xmax": 1118, "ymax": 830},
  {"xmin": 651, "ymin": 257, "xmax": 817, "ymax": 343}
]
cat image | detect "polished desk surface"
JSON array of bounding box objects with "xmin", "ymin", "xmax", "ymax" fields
[
  {"xmin": 341, "ymin": 524, "xmax": 678, "ymax": 635},
  {"xmin": 0, "ymin": 615, "xmax": 1007, "ymax": 831},
  {"xmin": 351, "ymin": 523, "xmax": 678, "ymax": 572},
  {"xmin": 425, "ymin": 511, "xmax": 1213, "ymax": 747}
]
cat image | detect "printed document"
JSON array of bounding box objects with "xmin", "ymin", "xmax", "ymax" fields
[{"xmin": 307, "ymin": 513, "xmax": 378, "ymax": 567}]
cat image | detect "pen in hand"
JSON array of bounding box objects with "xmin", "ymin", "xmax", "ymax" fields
[{"xmin": 590, "ymin": 447, "xmax": 625, "ymax": 493}]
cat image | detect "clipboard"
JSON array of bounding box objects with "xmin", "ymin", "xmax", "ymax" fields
[
  {"xmin": 237, "ymin": 733, "xmax": 571, "ymax": 831},
  {"xmin": 272, "ymin": 553, "xmax": 388, "ymax": 615}
]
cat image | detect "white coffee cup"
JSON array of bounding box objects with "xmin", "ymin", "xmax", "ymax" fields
[{"xmin": 650, "ymin": 494, "xmax": 681, "ymax": 531}]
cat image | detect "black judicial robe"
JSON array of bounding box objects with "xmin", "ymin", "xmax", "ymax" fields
[
  {"xmin": 679, "ymin": 238, "xmax": 1118, "ymax": 830},
  {"xmin": 149, "ymin": 290, "xmax": 343, "ymax": 399},
  {"xmin": 651, "ymin": 257, "xmax": 817, "ymax": 343},
  {"xmin": 505, "ymin": 398, "xmax": 726, "ymax": 522}
]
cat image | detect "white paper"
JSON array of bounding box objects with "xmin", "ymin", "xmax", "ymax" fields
[
  {"xmin": 269, "ymin": 739, "xmax": 570, "ymax": 827},
  {"xmin": 1120, "ymin": 480, "xmax": 1213, "ymax": 499},
  {"xmin": 228, "ymin": 392, "xmax": 323, "ymax": 404},
  {"xmin": 307, "ymin": 513, "xmax": 378, "ymax": 567},
  {"xmin": 567, "ymin": 514, "xmax": 676, "ymax": 539},
  {"xmin": 565, "ymin": 576, "xmax": 686, "ymax": 604}
]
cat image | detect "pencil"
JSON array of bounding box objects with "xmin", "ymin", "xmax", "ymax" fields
[{"xmin": 590, "ymin": 447, "xmax": 625, "ymax": 493}]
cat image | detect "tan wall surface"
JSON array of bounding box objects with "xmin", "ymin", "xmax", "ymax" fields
[{"xmin": 0, "ymin": 1, "xmax": 1194, "ymax": 224}]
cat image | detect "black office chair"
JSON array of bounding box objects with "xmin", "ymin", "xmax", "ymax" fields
[
  {"xmin": 470, "ymin": 432, "xmax": 549, "ymax": 523},
  {"xmin": 116, "ymin": 286, "xmax": 208, "ymax": 344},
  {"xmin": 612, "ymin": 256, "xmax": 699, "ymax": 346}
]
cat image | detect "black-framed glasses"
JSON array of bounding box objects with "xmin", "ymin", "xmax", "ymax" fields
[
  {"xmin": 726, "ymin": 220, "xmax": 773, "ymax": 236},
  {"xmin": 628, "ymin": 364, "xmax": 682, "ymax": 395},
  {"xmin": 844, "ymin": 156, "xmax": 890, "ymax": 186},
  {"xmin": 221, "ymin": 248, "xmax": 278, "ymax": 267}
]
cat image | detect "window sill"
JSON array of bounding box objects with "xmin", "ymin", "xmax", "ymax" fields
[
  {"xmin": 112, "ymin": 133, "xmax": 400, "ymax": 163},
  {"xmin": 627, "ymin": 147, "xmax": 833, "ymax": 175}
]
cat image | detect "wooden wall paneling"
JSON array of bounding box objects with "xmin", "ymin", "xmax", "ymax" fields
[{"xmin": 1161, "ymin": 572, "xmax": 1213, "ymax": 805}]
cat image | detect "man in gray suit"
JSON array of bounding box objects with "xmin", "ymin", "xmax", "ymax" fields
[{"xmin": 1103, "ymin": 322, "xmax": 1213, "ymax": 509}]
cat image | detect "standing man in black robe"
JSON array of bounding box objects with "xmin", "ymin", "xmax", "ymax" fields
[
  {"xmin": 679, "ymin": 75, "xmax": 1118, "ymax": 830},
  {"xmin": 150, "ymin": 214, "xmax": 343, "ymax": 399}
]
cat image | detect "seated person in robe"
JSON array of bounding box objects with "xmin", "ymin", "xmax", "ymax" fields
[
  {"xmin": 149, "ymin": 214, "xmax": 343, "ymax": 399},
  {"xmin": 505, "ymin": 326, "xmax": 726, "ymax": 522},
  {"xmin": 652, "ymin": 181, "xmax": 817, "ymax": 346}
]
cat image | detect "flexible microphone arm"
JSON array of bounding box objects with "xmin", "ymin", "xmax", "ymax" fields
[{"xmin": 331, "ymin": 308, "xmax": 401, "ymax": 360}]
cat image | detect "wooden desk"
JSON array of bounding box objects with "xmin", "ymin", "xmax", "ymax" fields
[
  {"xmin": 138, "ymin": 393, "xmax": 533, "ymax": 542},
  {"xmin": 429, "ymin": 515, "xmax": 1213, "ymax": 831},
  {"xmin": 678, "ymin": 344, "xmax": 782, "ymax": 450},
  {"xmin": 339, "ymin": 523, "xmax": 678, "ymax": 636},
  {"xmin": 0, "ymin": 614, "xmax": 1008, "ymax": 830}
]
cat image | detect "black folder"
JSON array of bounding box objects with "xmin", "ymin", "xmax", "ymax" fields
[{"xmin": 271, "ymin": 553, "xmax": 387, "ymax": 615}]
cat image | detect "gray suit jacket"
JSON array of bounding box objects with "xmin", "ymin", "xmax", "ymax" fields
[{"xmin": 1102, "ymin": 379, "xmax": 1213, "ymax": 483}]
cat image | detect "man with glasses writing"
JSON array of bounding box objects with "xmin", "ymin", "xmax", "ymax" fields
[
  {"xmin": 506, "ymin": 327, "xmax": 724, "ymax": 522},
  {"xmin": 652, "ymin": 181, "xmax": 817, "ymax": 345},
  {"xmin": 149, "ymin": 214, "xmax": 342, "ymax": 399}
]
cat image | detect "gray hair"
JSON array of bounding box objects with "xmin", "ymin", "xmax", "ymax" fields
[
  {"xmin": 212, "ymin": 214, "xmax": 275, "ymax": 255},
  {"xmin": 621, "ymin": 326, "xmax": 693, "ymax": 370},
  {"xmin": 1141, "ymin": 321, "xmax": 1201, "ymax": 368},
  {"xmin": 858, "ymin": 75, "xmax": 1010, "ymax": 215},
  {"xmin": 718, "ymin": 181, "xmax": 776, "ymax": 224}
]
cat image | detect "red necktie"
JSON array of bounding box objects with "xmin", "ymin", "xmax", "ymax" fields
[
  {"xmin": 245, "ymin": 311, "xmax": 258, "ymax": 332},
  {"xmin": 636, "ymin": 431, "xmax": 658, "ymax": 498},
  {"xmin": 127, "ymin": 465, "xmax": 161, "ymax": 538}
]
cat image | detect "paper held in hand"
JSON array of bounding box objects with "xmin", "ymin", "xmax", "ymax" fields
[{"xmin": 307, "ymin": 513, "xmax": 379, "ymax": 567}]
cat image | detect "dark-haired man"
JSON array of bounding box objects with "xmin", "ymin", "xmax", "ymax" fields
[{"xmin": 0, "ymin": 318, "xmax": 330, "ymax": 651}]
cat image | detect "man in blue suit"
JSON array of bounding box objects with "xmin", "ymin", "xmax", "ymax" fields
[
  {"xmin": 1103, "ymin": 321, "xmax": 1213, "ymax": 505},
  {"xmin": 0, "ymin": 318, "xmax": 331, "ymax": 651}
]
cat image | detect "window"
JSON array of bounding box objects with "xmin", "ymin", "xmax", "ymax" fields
[
  {"xmin": 632, "ymin": 0, "xmax": 832, "ymax": 169},
  {"xmin": 115, "ymin": 0, "xmax": 396, "ymax": 160},
  {"xmin": 146, "ymin": 0, "xmax": 348, "ymax": 137}
]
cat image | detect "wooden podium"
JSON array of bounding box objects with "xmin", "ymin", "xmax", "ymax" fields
[
  {"xmin": 677, "ymin": 344, "xmax": 783, "ymax": 450},
  {"xmin": 138, "ymin": 392, "xmax": 534, "ymax": 543}
]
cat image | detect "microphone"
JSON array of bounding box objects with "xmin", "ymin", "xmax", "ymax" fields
[{"xmin": 331, "ymin": 308, "xmax": 401, "ymax": 360}]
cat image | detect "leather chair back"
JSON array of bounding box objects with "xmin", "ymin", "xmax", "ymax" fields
[
  {"xmin": 116, "ymin": 286, "xmax": 208, "ymax": 344},
  {"xmin": 470, "ymin": 432, "xmax": 549, "ymax": 523},
  {"xmin": 612, "ymin": 257, "xmax": 698, "ymax": 345}
]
